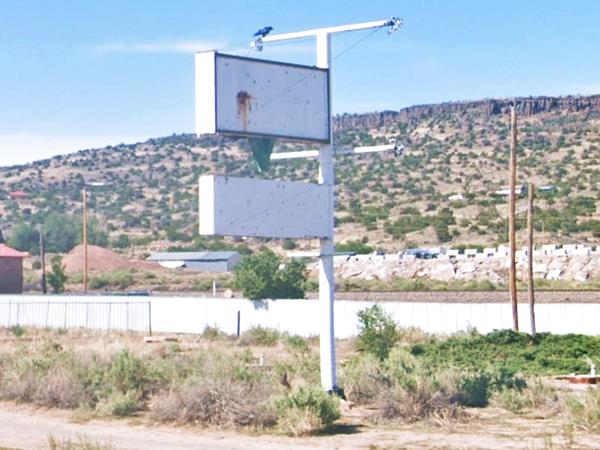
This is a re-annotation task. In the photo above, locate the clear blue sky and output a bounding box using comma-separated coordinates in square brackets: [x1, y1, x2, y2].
[1, 0, 599, 166]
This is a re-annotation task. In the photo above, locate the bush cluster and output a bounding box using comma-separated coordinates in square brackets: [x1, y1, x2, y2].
[345, 306, 527, 423]
[0, 330, 338, 436]
[89, 270, 135, 290]
[410, 329, 600, 375]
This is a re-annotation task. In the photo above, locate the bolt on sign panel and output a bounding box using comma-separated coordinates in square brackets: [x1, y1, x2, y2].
[199, 175, 331, 239]
[195, 51, 330, 142]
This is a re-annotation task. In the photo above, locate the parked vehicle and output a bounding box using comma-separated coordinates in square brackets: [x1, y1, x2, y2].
[403, 248, 437, 259]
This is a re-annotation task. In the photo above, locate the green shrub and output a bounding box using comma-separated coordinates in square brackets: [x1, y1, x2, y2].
[109, 350, 149, 395]
[274, 386, 340, 435]
[89, 270, 135, 290]
[47, 256, 67, 293]
[286, 335, 310, 354]
[341, 346, 521, 422]
[493, 386, 528, 413]
[239, 326, 281, 347]
[100, 390, 141, 417]
[195, 278, 213, 291]
[9, 324, 25, 337]
[341, 353, 386, 404]
[492, 380, 559, 415]
[450, 370, 491, 407]
[201, 325, 226, 340]
[356, 305, 399, 360]
[276, 406, 322, 437]
[282, 239, 297, 250]
[411, 329, 600, 375]
[273, 353, 321, 387]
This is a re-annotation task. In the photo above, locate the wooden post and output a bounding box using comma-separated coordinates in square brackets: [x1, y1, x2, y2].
[527, 183, 536, 336]
[83, 186, 88, 293]
[509, 105, 519, 331]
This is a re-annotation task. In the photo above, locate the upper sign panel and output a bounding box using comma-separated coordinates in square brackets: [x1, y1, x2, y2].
[195, 51, 330, 143]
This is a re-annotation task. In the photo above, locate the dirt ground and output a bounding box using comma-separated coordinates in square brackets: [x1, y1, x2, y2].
[0, 401, 597, 450]
[62, 245, 158, 275]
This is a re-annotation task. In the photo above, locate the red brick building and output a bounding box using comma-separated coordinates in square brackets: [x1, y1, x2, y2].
[0, 244, 29, 294]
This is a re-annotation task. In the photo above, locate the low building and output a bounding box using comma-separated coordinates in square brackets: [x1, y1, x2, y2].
[0, 244, 29, 294]
[147, 251, 241, 272]
[448, 193, 464, 202]
[493, 185, 525, 197]
[538, 184, 556, 192]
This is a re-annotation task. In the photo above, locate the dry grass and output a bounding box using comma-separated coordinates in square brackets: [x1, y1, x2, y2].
[47, 435, 114, 450]
[276, 407, 322, 437]
[1, 325, 599, 445]
[150, 380, 277, 428]
[493, 379, 562, 415]
[373, 380, 466, 425]
[36, 369, 88, 408]
[563, 387, 600, 433]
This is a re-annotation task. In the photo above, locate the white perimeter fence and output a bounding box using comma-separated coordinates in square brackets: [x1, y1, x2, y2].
[0, 298, 151, 333]
[1, 295, 600, 337]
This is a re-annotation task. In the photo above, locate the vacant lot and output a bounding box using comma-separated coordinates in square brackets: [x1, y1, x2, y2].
[0, 324, 599, 449]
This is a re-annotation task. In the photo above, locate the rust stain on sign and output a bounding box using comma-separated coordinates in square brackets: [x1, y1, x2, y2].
[237, 90, 253, 130]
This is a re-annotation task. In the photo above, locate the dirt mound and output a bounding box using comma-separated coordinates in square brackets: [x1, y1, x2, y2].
[63, 245, 157, 275]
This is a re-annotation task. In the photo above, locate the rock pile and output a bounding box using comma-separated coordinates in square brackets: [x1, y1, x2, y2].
[310, 254, 600, 284]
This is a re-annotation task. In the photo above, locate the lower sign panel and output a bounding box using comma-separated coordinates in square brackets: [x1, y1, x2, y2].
[199, 175, 331, 239]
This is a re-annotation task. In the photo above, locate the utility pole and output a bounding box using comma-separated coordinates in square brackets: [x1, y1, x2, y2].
[527, 183, 536, 336]
[83, 186, 88, 293]
[39, 226, 47, 294]
[509, 105, 519, 331]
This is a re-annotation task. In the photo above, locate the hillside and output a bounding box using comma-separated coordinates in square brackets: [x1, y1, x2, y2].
[2, 95, 600, 256]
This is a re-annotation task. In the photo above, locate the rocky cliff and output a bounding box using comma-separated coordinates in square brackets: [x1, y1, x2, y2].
[333, 95, 600, 131]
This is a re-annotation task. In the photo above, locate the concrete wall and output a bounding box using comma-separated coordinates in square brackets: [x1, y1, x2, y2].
[1, 295, 600, 337]
[0, 259, 23, 294]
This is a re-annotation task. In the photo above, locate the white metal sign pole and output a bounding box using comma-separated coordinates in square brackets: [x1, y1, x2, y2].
[316, 31, 337, 392]
[253, 17, 402, 392]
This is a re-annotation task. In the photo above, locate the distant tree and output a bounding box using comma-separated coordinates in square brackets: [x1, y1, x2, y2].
[112, 234, 131, 249]
[8, 222, 39, 254]
[86, 216, 109, 247]
[233, 248, 307, 300]
[47, 256, 67, 293]
[44, 213, 77, 253]
[0, 229, 5, 244]
[75, 215, 109, 248]
[166, 224, 192, 242]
